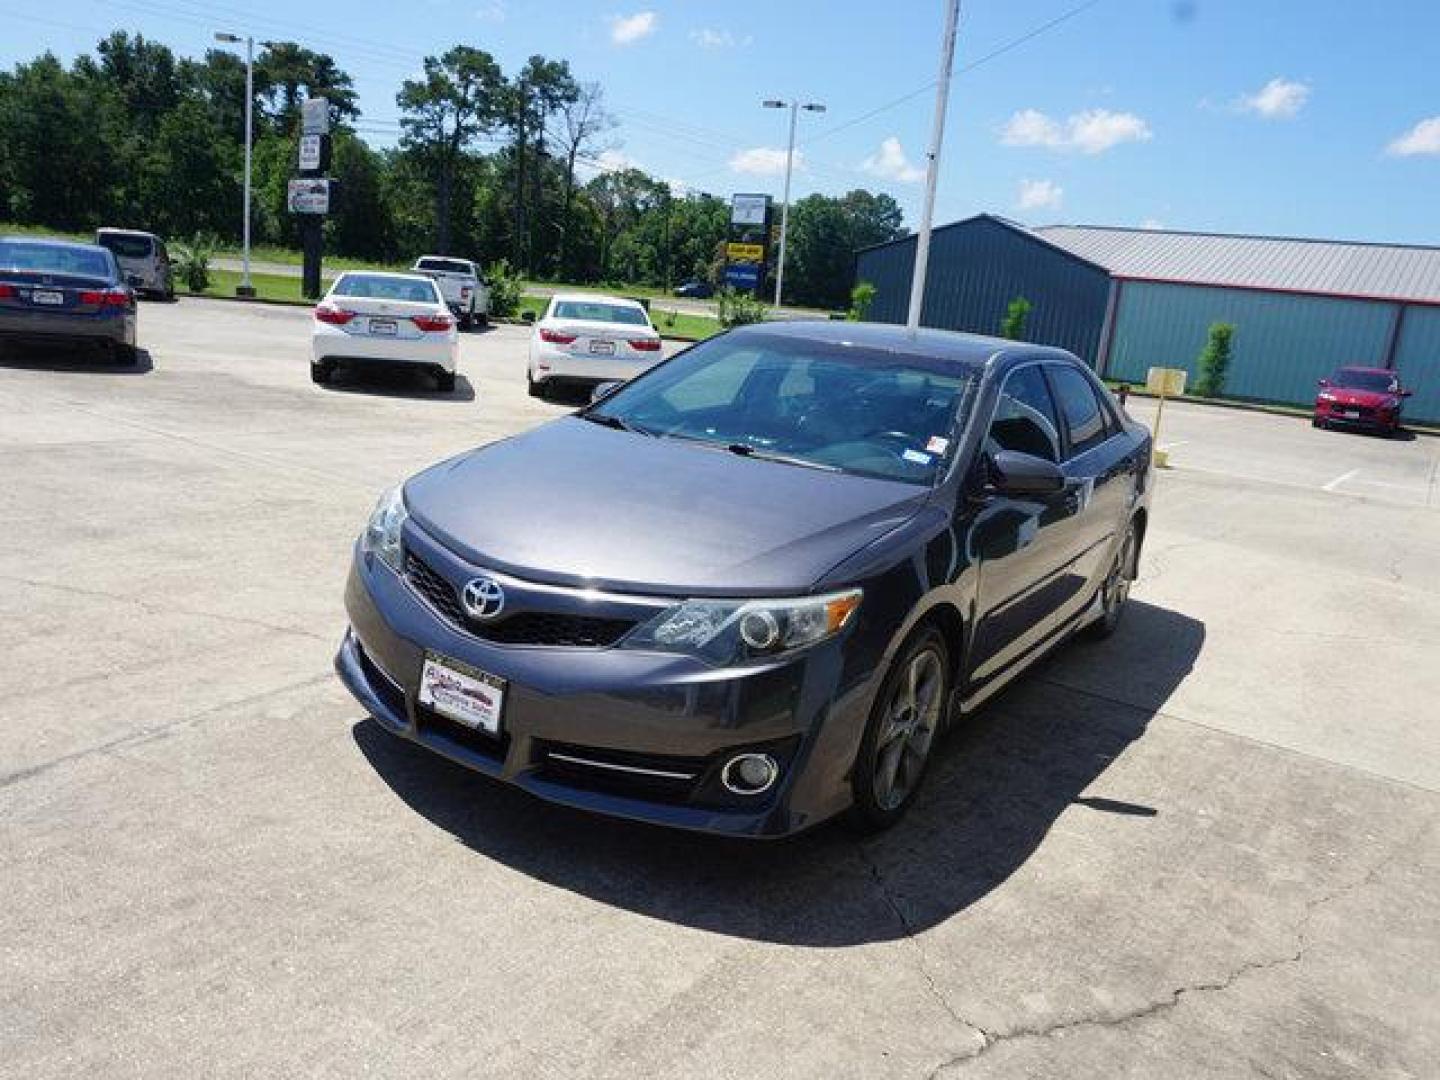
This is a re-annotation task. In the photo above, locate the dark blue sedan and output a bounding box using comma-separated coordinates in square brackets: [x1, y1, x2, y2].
[337, 322, 1153, 837]
[0, 236, 139, 364]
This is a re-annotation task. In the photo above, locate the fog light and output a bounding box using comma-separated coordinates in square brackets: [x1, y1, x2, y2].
[721, 753, 779, 795]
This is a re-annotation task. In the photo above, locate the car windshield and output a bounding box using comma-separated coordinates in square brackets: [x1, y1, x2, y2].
[552, 300, 650, 326]
[0, 240, 114, 281]
[416, 258, 473, 275]
[1331, 369, 1396, 392]
[332, 274, 439, 303]
[590, 332, 977, 485]
[97, 234, 153, 258]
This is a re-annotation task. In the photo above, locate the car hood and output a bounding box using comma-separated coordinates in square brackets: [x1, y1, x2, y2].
[1323, 388, 1396, 407]
[403, 417, 932, 595]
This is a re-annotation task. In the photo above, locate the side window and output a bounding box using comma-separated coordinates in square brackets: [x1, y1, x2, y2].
[1047, 365, 1110, 457]
[987, 365, 1062, 462]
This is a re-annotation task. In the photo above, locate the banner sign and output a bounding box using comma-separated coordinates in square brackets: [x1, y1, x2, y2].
[287, 177, 331, 214]
[730, 193, 769, 226]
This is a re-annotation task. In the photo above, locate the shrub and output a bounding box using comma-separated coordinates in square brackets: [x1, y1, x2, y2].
[847, 281, 877, 322]
[172, 233, 216, 293]
[716, 287, 767, 329]
[1000, 296, 1032, 340]
[1195, 322, 1236, 397]
[485, 258, 524, 318]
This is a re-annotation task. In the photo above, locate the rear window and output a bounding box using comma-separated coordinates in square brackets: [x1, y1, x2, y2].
[415, 258, 474, 276]
[332, 274, 440, 303]
[0, 240, 115, 281]
[551, 300, 650, 327]
[97, 233, 154, 259]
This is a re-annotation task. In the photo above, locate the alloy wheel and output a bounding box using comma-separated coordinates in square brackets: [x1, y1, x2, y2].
[872, 647, 945, 811]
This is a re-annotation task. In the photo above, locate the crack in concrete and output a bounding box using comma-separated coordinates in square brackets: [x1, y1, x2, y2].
[927, 815, 1436, 1076]
[0, 672, 334, 791]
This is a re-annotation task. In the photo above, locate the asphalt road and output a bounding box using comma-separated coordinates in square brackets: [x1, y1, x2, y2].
[2, 299, 1437, 1079]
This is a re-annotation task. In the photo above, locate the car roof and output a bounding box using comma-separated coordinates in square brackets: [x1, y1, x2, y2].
[336, 270, 436, 282]
[726, 319, 1077, 372]
[96, 227, 160, 238]
[1, 235, 115, 257]
[550, 293, 646, 308]
[414, 255, 474, 264]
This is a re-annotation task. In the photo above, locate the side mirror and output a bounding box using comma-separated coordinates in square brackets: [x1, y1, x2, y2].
[590, 381, 623, 404]
[1317, 378, 1330, 388]
[988, 449, 1066, 496]
[521, 310, 536, 324]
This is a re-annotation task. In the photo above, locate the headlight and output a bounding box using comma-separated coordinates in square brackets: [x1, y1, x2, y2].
[622, 589, 862, 665]
[360, 485, 408, 571]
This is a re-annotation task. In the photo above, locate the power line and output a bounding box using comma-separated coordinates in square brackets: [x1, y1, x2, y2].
[799, 0, 1105, 148]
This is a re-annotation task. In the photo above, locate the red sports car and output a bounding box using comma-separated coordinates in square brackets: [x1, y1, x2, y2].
[1313, 366, 1411, 434]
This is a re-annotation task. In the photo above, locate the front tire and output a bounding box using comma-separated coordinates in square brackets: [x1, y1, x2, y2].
[848, 627, 950, 834]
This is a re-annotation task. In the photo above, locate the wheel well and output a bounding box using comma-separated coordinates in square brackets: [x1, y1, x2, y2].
[1131, 506, 1149, 560]
[915, 603, 965, 683]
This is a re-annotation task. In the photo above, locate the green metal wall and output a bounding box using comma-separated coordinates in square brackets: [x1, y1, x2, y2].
[1106, 282, 1397, 407]
[1392, 306, 1440, 424]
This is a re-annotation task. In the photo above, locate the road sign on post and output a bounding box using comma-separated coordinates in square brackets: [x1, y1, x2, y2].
[293, 97, 331, 300]
[1145, 366, 1187, 468]
[298, 133, 323, 172]
[726, 194, 772, 297]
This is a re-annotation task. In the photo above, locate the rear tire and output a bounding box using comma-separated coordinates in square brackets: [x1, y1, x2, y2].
[847, 626, 950, 834]
[527, 371, 544, 399]
[1087, 520, 1136, 640]
[310, 360, 333, 385]
[459, 313, 473, 332]
[476, 312, 489, 328]
[113, 342, 139, 366]
[435, 369, 457, 393]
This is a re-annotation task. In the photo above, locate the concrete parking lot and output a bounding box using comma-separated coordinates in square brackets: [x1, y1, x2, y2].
[3, 299, 1437, 1079]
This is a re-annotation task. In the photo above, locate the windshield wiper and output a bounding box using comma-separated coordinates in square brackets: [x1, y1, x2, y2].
[582, 412, 652, 436]
[723, 443, 840, 472]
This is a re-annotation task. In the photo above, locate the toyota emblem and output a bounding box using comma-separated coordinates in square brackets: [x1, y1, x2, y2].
[461, 576, 506, 620]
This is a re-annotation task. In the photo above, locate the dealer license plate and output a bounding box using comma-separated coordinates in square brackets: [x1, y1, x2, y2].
[418, 652, 506, 734]
[589, 339, 615, 355]
[32, 290, 64, 306]
[369, 318, 398, 336]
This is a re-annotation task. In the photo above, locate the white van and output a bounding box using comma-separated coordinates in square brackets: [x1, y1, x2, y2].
[95, 228, 174, 300]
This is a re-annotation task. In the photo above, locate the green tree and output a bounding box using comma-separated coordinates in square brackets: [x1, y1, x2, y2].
[848, 282, 877, 321]
[550, 81, 614, 277]
[1000, 297, 1032, 340]
[1195, 322, 1236, 397]
[397, 46, 505, 253]
[255, 42, 358, 133]
[784, 189, 906, 308]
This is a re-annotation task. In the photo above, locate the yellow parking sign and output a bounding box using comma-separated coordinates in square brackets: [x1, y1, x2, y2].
[1146, 367, 1187, 396]
[726, 242, 765, 263]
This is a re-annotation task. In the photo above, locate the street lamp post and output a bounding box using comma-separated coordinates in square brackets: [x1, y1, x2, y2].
[214, 32, 255, 297]
[762, 98, 825, 308]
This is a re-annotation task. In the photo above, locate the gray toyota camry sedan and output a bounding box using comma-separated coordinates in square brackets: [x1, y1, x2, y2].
[337, 322, 1152, 837]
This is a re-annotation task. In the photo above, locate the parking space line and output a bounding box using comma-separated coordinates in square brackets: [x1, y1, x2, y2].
[1158, 440, 1188, 451]
[1322, 468, 1360, 492]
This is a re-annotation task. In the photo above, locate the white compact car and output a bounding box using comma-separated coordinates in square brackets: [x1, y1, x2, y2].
[527, 294, 663, 398]
[311, 271, 460, 391]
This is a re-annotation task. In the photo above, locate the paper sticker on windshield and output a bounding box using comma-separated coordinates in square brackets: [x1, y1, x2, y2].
[902, 449, 932, 465]
[925, 436, 949, 455]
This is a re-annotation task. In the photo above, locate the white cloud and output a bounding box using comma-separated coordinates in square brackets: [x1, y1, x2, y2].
[690, 28, 737, 48]
[1387, 117, 1440, 157]
[609, 11, 657, 45]
[729, 146, 798, 176]
[474, 0, 505, 21]
[1001, 108, 1152, 154]
[1237, 77, 1310, 119]
[1141, 217, 1165, 229]
[860, 137, 926, 183]
[1016, 178, 1063, 211]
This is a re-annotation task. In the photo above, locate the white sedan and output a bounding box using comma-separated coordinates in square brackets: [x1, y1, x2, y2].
[527, 293, 663, 398]
[311, 272, 460, 391]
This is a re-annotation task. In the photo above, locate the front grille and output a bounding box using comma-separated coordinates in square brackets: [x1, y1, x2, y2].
[404, 552, 637, 647]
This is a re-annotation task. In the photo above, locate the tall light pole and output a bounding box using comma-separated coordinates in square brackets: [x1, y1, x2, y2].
[762, 98, 825, 308]
[214, 32, 255, 297]
[905, 0, 961, 334]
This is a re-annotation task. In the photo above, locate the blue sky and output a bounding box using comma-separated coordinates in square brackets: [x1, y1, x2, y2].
[7, 0, 1440, 243]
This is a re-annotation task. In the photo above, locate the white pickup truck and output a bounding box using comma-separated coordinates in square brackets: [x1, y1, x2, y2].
[411, 256, 490, 330]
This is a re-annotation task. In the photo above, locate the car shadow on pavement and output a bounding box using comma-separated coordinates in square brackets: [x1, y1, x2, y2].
[0, 344, 154, 374]
[320, 365, 476, 402]
[352, 600, 1204, 946]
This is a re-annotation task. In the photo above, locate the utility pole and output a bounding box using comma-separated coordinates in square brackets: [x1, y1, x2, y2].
[906, 0, 961, 334]
[214, 32, 256, 297]
[762, 98, 825, 308]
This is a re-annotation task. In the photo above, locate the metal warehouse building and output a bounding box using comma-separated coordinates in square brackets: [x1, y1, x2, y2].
[855, 215, 1440, 425]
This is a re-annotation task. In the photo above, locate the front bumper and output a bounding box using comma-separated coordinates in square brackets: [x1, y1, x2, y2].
[335, 533, 876, 837]
[1315, 402, 1398, 430]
